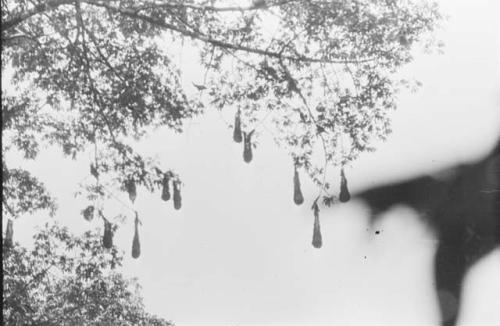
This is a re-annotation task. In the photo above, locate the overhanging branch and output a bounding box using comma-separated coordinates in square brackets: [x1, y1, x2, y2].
[1, 0, 72, 33]
[83, 0, 376, 65]
[2, 0, 377, 65]
[128, 0, 300, 13]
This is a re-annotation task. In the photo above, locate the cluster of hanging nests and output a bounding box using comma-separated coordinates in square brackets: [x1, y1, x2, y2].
[90, 109, 352, 256]
[3, 112, 352, 257]
[83, 169, 183, 259]
[232, 109, 351, 249]
[294, 163, 350, 249]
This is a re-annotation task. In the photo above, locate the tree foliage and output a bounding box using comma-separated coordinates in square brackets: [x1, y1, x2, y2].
[1, 0, 442, 217]
[2, 222, 174, 326]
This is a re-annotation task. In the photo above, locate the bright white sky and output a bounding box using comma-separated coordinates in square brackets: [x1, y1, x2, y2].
[4, 0, 500, 325]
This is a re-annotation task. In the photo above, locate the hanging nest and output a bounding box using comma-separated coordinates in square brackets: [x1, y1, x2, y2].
[124, 179, 137, 203]
[102, 218, 113, 249]
[90, 163, 99, 178]
[311, 201, 322, 248]
[233, 109, 242, 143]
[293, 166, 304, 205]
[132, 213, 141, 259]
[4, 219, 14, 249]
[161, 175, 171, 201]
[339, 167, 351, 203]
[82, 205, 95, 221]
[243, 130, 254, 163]
[173, 181, 182, 210]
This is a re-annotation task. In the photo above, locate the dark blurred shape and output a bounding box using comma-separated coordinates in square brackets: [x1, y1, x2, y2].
[356, 141, 499, 326]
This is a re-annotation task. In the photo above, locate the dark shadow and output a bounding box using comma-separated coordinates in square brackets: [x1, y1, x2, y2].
[355, 141, 500, 326]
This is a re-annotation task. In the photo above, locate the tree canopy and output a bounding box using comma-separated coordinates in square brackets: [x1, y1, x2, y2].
[2, 0, 442, 245]
[2, 222, 174, 326]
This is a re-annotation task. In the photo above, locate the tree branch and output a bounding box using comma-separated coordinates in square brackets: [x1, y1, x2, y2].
[93, 0, 300, 13]
[3, 0, 376, 64]
[1, 0, 72, 33]
[279, 59, 332, 196]
[82, 0, 376, 65]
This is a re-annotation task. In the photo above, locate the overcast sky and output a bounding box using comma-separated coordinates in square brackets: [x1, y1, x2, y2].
[5, 0, 500, 325]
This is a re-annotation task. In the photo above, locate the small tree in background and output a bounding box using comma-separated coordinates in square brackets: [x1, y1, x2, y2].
[3, 222, 173, 326]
